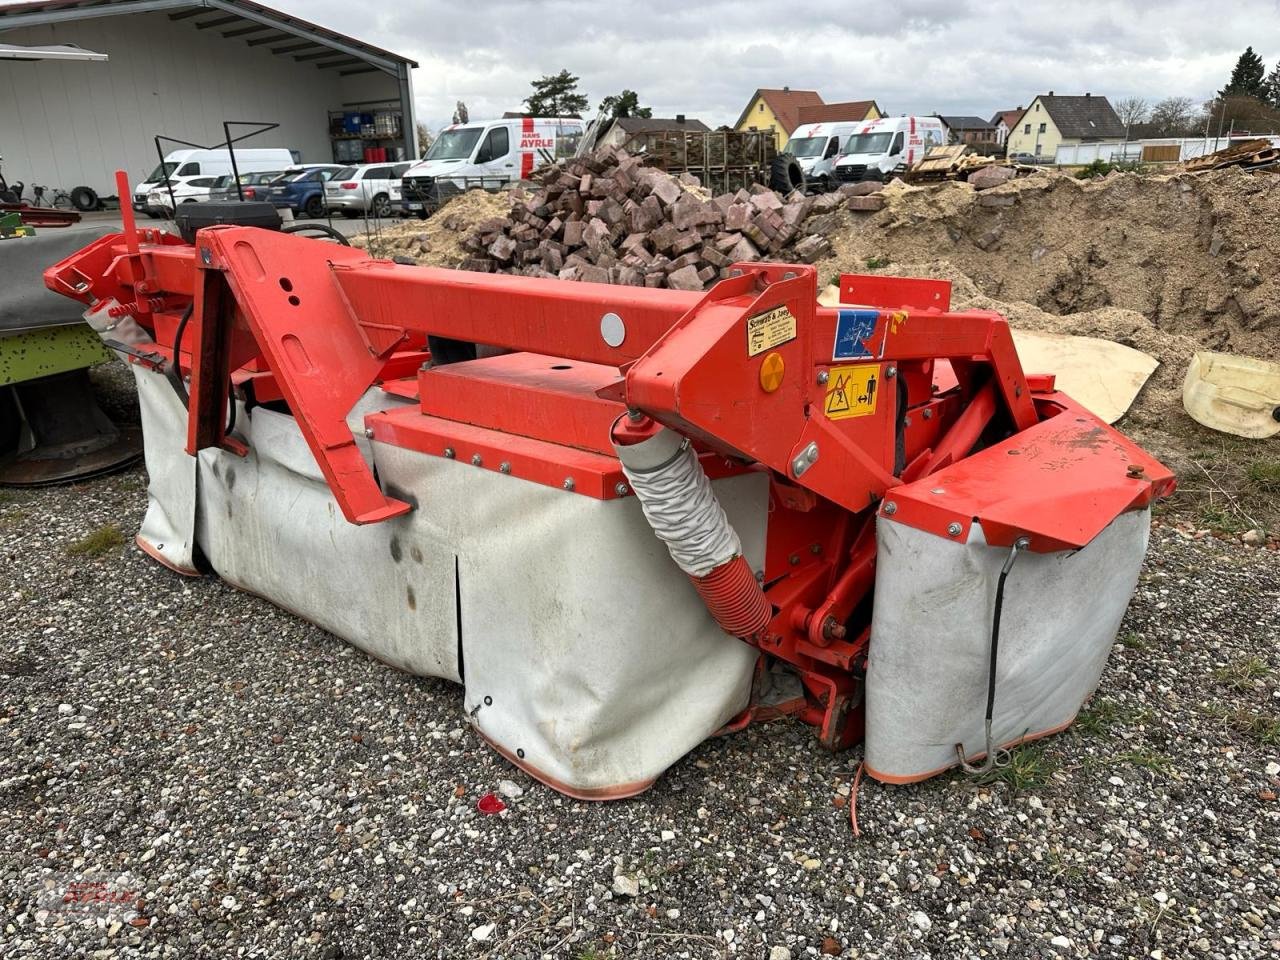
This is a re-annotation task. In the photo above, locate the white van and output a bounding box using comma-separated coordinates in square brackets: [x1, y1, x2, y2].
[132, 148, 297, 215]
[832, 117, 946, 184]
[785, 122, 865, 187]
[401, 118, 585, 216]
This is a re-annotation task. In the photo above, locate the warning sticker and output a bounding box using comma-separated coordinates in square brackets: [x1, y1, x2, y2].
[824, 364, 880, 420]
[833, 308, 882, 360]
[746, 305, 797, 357]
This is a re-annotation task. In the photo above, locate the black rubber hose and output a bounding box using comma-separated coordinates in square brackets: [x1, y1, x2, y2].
[166, 303, 194, 407]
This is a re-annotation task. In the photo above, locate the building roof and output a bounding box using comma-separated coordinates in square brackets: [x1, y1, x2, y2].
[735, 88, 823, 134]
[991, 109, 1024, 129]
[0, 0, 417, 74]
[609, 116, 711, 135]
[937, 115, 995, 130]
[796, 100, 880, 125]
[1034, 94, 1126, 139]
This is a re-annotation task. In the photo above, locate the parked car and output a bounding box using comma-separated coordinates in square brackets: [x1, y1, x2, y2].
[1008, 151, 1054, 165]
[132, 148, 296, 216]
[263, 165, 345, 218]
[324, 162, 412, 217]
[206, 170, 288, 204]
[144, 175, 221, 216]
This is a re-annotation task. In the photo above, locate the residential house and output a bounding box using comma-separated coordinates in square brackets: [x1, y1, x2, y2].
[1004, 93, 1126, 159]
[597, 115, 710, 151]
[734, 88, 880, 150]
[936, 115, 997, 146]
[991, 108, 1024, 147]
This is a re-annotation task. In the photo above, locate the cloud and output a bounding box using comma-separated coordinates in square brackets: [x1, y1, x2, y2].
[271, 0, 1280, 128]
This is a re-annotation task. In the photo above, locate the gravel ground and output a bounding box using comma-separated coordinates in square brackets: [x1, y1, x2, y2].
[2, 384, 1278, 959]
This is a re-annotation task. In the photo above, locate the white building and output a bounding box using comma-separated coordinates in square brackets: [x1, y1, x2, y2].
[0, 0, 417, 199]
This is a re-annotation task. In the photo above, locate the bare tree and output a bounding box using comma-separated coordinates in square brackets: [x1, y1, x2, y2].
[1143, 97, 1200, 137]
[416, 122, 433, 155]
[1114, 96, 1149, 133]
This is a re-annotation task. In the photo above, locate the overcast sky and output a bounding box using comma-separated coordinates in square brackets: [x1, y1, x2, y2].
[258, 0, 1280, 129]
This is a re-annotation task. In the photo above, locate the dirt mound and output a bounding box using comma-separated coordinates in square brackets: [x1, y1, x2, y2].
[819, 168, 1280, 359]
[350, 189, 512, 267]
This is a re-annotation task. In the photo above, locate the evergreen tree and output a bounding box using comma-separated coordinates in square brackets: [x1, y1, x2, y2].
[524, 70, 589, 117]
[1263, 61, 1280, 109]
[598, 90, 652, 120]
[1219, 46, 1266, 99]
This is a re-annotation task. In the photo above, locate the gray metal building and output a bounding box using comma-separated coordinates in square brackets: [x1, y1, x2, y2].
[0, 0, 417, 199]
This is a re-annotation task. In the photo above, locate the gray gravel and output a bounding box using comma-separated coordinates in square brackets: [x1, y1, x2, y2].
[2, 383, 1278, 958]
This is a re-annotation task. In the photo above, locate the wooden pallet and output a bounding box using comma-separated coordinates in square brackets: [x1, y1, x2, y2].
[1185, 138, 1279, 172]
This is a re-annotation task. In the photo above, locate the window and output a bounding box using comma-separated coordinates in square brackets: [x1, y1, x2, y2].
[476, 126, 509, 163]
[363, 166, 392, 180]
[824, 136, 840, 159]
[1024, 123, 1031, 134]
[393, 162, 412, 177]
[759, 102, 764, 112]
[177, 162, 201, 176]
[889, 132, 904, 154]
[1034, 144, 1043, 156]
[189, 177, 217, 187]
[1038, 122, 1046, 134]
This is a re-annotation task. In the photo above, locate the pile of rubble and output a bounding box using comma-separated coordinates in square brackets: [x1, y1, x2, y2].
[455, 149, 874, 290]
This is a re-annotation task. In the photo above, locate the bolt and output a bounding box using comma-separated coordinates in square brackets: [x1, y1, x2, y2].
[471, 453, 483, 466]
[923, 408, 933, 420]
[810, 543, 821, 554]
[789, 553, 800, 566]
[885, 365, 897, 379]
[499, 461, 511, 474]
[364, 427, 374, 439]
[627, 408, 645, 423]
[817, 370, 829, 385]
[443, 447, 455, 459]
[200, 248, 212, 265]
[821, 616, 847, 641]
[783, 271, 796, 280]
[931, 487, 945, 495]
[1015, 384, 1023, 398]
[947, 522, 963, 536]
[614, 482, 629, 496]
[563, 477, 575, 491]
[883, 501, 898, 515]
[904, 416, 912, 427]
[1126, 464, 1145, 478]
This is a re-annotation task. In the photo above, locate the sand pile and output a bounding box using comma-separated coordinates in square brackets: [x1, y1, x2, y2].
[350, 189, 511, 267]
[817, 168, 1280, 359]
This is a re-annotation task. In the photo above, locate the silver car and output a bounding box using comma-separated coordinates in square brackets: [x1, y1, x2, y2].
[324, 162, 411, 218]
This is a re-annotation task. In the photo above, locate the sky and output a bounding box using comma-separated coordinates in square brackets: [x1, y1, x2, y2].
[256, 0, 1280, 130]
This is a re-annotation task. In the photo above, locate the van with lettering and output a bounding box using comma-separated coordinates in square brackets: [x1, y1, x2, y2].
[832, 116, 946, 184]
[401, 117, 585, 216]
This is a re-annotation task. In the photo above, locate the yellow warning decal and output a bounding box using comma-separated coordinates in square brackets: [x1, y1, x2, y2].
[824, 364, 880, 420]
[746, 305, 797, 357]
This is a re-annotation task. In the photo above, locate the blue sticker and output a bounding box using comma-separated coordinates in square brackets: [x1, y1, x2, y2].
[833, 309, 881, 360]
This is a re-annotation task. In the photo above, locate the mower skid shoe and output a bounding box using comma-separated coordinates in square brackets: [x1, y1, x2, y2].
[864, 509, 1150, 783]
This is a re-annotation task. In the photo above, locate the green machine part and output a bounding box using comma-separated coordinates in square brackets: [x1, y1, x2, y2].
[0, 325, 113, 388]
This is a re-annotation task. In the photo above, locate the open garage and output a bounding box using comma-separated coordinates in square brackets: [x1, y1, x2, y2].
[0, 0, 417, 204]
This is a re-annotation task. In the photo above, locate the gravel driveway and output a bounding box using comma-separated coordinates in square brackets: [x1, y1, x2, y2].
[2, 451, 1278, 959]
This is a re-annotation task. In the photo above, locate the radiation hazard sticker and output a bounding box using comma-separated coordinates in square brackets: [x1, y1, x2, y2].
[824, 364, 880, 420]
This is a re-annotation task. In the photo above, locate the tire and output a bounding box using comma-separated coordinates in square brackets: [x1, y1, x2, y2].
[70, 186, 98, 211]
[371, 193, 392, 218]
[303, 194, 325, 219]
[0, 189, 17, 204]
[769, 154, 806, 194]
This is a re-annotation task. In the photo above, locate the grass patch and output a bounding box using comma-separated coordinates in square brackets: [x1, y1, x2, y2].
[1246, 459, 1280, 494]
[1111, 749, 1175, 777]
[1075, 699, 1122, 737]
[1197, 503, 1249, 534]
[1212, 656, 1270, 692]
[66, 523, 125, 557]
[1117, 630, 1148, 651]
[864, 255, 890, 269]
[0, 489, 18, 504]
[977, 743, 1057, 792]
[1199, 703, 1280, 747]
